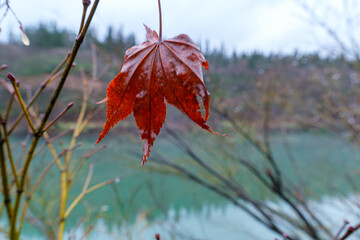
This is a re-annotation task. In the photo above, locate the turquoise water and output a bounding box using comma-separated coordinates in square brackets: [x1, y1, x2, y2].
[5, 132, 360, 239]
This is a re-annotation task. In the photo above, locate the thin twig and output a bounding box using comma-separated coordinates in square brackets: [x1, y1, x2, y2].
[42, 102, 74, 133]
[1, 122, 20, 188]
[335, 220, 349, 240]
[0, 124, 13, 222]
[18, 155, 60, 233]
[71, 145, 106, 180]
[5, 92, 15, 120]
[8, 53, 70, 135]
[8, 73, 36, 134]
[65, 165, 120, 218]
[79, 224, 94, 240]
[79, 0, 91, 34]
[339, 223, 360, 240]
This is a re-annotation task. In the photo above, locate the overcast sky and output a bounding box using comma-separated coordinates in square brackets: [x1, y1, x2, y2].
[0, 0, 357, 54]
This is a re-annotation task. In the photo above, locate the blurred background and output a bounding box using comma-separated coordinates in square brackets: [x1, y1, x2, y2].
[1, 0, 360, 239]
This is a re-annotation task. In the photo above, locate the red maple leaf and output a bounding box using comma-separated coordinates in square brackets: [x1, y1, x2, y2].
[97, 25, 219, 165]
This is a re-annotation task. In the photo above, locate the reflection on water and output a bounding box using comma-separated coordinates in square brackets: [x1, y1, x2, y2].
[12, 133, 360, 239]
[69, 204, 276, 240]
[21, 195, 360, 240]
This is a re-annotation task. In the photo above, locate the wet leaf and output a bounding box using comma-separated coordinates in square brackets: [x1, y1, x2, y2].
[97, 25, 218, 165]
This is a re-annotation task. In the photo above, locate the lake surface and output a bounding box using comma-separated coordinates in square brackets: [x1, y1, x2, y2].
[6, 132, 360, 239]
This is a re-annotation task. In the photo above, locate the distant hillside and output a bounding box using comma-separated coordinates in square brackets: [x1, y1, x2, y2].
[1, 24, 359, 136]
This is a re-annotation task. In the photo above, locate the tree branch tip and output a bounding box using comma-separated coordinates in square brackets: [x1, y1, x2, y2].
[83, 0, 91, 6]
[68, 102, 74, 108]
[6, 72, 16, 82]
[0, 64, 8, 71]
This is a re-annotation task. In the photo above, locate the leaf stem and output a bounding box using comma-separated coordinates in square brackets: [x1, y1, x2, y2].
[157, 0, 162, 40]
